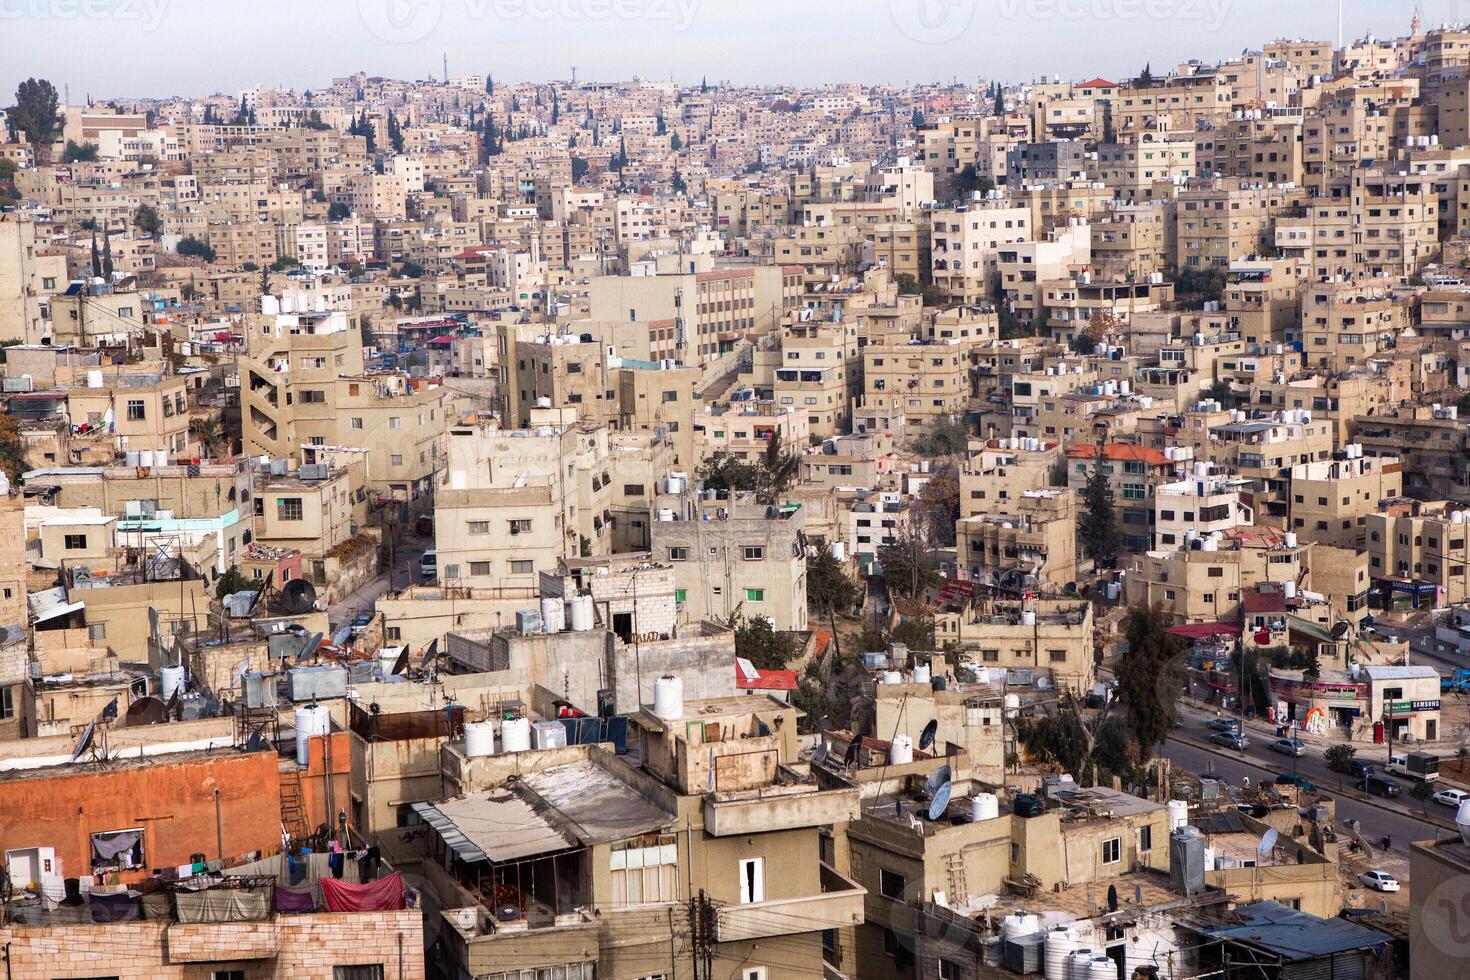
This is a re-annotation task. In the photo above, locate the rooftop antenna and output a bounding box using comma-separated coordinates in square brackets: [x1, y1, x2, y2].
[1337, 0, 1343, 51]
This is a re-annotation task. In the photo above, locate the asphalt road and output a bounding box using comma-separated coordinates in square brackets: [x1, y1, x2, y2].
[327, 534, 426, 631]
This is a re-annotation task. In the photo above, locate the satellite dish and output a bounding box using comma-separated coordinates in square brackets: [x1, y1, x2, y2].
[842, 739, 861, 767]
[298, 632, 324, 661]
[1259, 827, 1279, 858]
[1331, 621, 1351, 640]
[247, 570, 274, 615]
[1107, 884, 1118, 912]
[389, 645, 411, 676]
[70, 719, 96, 763]
[101, 697, 118, 722]
[927, 780, 953, 821]
[924, 764, 953, 798]
[279, 578, 318, 615]
[420, 638, 440, 667]
[812, 741, 830, 766]
[919, 719, 939, 751]
[147, 606, 161, 643]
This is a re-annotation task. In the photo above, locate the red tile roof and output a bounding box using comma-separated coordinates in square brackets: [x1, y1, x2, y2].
[1079, 78, 1117, 88]
[1242, 591, 1287, 614]
[1066, 443, 1170, 465]
[735, 665, 799, 692]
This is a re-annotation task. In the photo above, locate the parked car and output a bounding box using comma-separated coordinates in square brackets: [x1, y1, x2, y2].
[1274, 773, 1314, 792]
[1358, 774, 1402, 798]
[1357, 870, 1400, 893]
[1433, 787, 1470, 808]
[1348, 758, 1376, 779]
[349, 613, 374, 637]
[1210, 730, 1249, 750]
[1206, 717, 1242, 733]
[419, 550, 437, 581]
[1268, 738, 1306, 757]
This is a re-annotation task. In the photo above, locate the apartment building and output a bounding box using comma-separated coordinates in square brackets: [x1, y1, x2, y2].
[1127, 526, 1312, 624]
[0, 214, 51, 344]
[1202, 410, 1335, 522]
[649, 493, 807, 631]
[1066, 443, 1175, 552]
[1366, 499, 1470, 606]
[934, 597, 1095, 692]
[1352, 404, 1470, 501]
[1288, 451, 1402, 550]
[1300, 281, 1410, 371]
[1306, 170, 1439, 281]
[929, 200, 1032, 304]
[1176, 180, 1306, 269]
[956, 487, 1078, 590]
[1153, 467, 1255, 550]
[861, 337, 967, 427]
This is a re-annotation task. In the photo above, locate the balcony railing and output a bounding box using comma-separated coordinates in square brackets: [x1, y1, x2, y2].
[712, 862, 865, 943]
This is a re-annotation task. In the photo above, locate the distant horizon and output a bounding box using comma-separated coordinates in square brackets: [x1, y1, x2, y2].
[0, 0, 1450, 104]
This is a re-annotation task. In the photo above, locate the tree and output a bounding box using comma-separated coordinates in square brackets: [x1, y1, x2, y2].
[919, 463, 960, 547]
[133, 205, 162, 236]
[214, 565, 253, 599]
[176, 237, 217, 262]
[386, 110, 404, 153]
[879, 521, 940, 600]
[101, 227, 113, 278]
[671, 170, 687, 195]
[1138, 63, 1154, 85]
[670, 132, 683, 152]
[328, 202, 351, 221]
[954, 163, 994, 199]
[571, 157, 590, 182]
[396, 259, 425, 279]
[189, 416, 226, 457]
[728, 611, 797, 671]
[63, 140, 99, 163]
[360, 316, 375, 350]
[1079, 460, 1120, 568]
[303, 110, 331, 131]
[1411, 779, 1434, 814]
[992, 87, 1005, 116]
[910, 414, 970, 457]
[0, 158, 17, 205]
[1325, 743, 1357, 774]
[655, 112, 666, 136]
[90, 231, 101, 278]
[699, 452, 760, 494]
[486, 74, 494, 95]
[1173, 266, 1227, 309]
[911, 108, 926, 128]
[1116, 602, 1185, 759]
[756, 430, 801, 505]
[270, 255, 300, 272]
[8, 78, 63, 161]
[807, 547, 861, 614]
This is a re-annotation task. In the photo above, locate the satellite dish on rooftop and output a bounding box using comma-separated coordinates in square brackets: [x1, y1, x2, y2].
[279, 578, 317, 615]
[1259, 827, 1279, 859]
[924, 764, 952, 798]
[69, 719, 96, 764]
[1107, 884, 1118, 912]
[919, 718, 939, 751]
[298, 632, 324, 662]
[247, 570, 274, 615]
[420, 638, 440, 667]
[927, 780, 953, 821]
[389, 645, 411, 677]
[1331, 621, 1351, 640]
[812, 741, 829, 766]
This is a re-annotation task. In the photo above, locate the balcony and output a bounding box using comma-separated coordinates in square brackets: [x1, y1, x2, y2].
[713, 862, 865, 942]
[703, 785, 860, 836]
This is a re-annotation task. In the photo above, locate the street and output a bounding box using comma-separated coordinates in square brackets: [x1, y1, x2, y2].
[326, 532, 426, 632]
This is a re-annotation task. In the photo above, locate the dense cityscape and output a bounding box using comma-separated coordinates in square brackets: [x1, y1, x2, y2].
[0, 3, 1468, 978]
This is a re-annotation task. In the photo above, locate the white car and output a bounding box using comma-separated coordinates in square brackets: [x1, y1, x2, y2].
[1358, 870, 1400, 893]
[1433, 787, 1470, 808]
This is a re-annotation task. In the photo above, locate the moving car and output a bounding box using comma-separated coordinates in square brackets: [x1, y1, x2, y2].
[1210, 730, 1249, 750]
[1433, 787, 1470, 808]
[1206, 717, 1242, 733]
[1358, 774, 1402, 798]
[1268, 738, 1306, 757]
[1357, 870, 1399, 893]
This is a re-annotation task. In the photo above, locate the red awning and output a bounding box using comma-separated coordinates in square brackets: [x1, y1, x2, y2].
[1167, 622, 1243, 639]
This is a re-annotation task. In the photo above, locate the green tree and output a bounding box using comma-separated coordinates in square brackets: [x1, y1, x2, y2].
[571, 157, 590, 182]
[0, 158, 18, 205]
[699, 452, 761, 494]
[1324, 743, 1357, 774]
[670, 132, 683, 151]
[910, 414, 970, 457]
[101, 227, 113, 278]
[328, 202, 351, 221]
[63, 140, 99, 163]
[1116, 603, 1185, 759]
[992, 87, 1005, 116]
[879, 521, 940, 600]
[132, 204, 162, 236]
[396, 259, 425, 278]
[189, 416, 226, 457]
[728, 611, 797, 671]
[1138, 63, 1154, 85]
[90, 231, 101, 277]
[911, 108, 926, 128]
[671, 170, 687, 195]
[176, 237, 217, 262]
[360, 316, 375, 349]
[8, 78, 64, 161]
[1411, 779, 1434, 814]
[1079, 460, 1120, 568]
[807, 547, 861, 614]
[270, 255, 300, 272]
[386, 110, 404, 153]
[954, 164, 994, 199]
[214, 564, 253, 598]
[756, 429, 801, 505]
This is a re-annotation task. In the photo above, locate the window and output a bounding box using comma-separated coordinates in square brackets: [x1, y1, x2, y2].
[390, 454, 403, 467]
[91, 829, 145, 871]
[742, 971, 767, 980]
[276, 497, 304, 521]
[469, 562, 491, 576]
[125, 399, 145, 421]
[1139, 825, 1153, 852]
[739, 858, 765, 903]
[213, 972, 246, 980]
[300, 390, 326, 404]
[880, 868, 906, 899]
[668, 547, 689, 561]
[388, 417, 401, 429]
[746, 588, 765, 602]
[0, 686, 12, 721]
[675, 589, 687, 603]
[350, 417, 363, 429]
[610, 834, 678, 906]
[332, 969, 384, 980]
[624, 484, 645, 496]
[509, 519, 532, 534]
[939, 960, 959, 980]
[88, 623, 107, 642]
[510, 560, 534, 575]
[64, 533, 88, 550]
[468, 521, 489, 534]
[1102, 837, 1121, 865]
[742, 546, 765, 561]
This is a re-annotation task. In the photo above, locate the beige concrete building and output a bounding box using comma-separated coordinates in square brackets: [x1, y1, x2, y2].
[935, 597, 1095, 693]
[1289, 452, 1402, 550]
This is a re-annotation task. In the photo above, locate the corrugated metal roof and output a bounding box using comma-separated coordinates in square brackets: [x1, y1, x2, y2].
[1190, 900, 1392, 960]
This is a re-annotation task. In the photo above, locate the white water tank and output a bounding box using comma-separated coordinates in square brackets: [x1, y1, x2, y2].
[293, 704, 331, 766]
[567, 594, 595, 631]
[1021, 610, 1037, 627]
[1002, 911, 1041, 940]
[1284, 580, 1297, 599]
[664, 473, 686, 494]
[653, 675, 684, 720]
[971, 792, 1000, 822]
[1087, 956, 1115, 980]
[1168, 799, 1189, 832]
[1004, 694, 1021, 717]
[86, 369, 104, 388]
[540, 596, 566, 633]
[464, 721, 496, 758]
[912, 663, 931, 684]
[1044, 926, 1082, 980]
[500, 717, 532, 753]
[889, 735, 914, 765]
[1283, 532, 1298, 549]
[158, 664, 186, 701]
[882, 670, 903, 685]
[1065, 949, 1097, 980]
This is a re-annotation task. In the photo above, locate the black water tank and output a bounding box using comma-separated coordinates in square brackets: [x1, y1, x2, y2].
[1013, 793, 1044, 817]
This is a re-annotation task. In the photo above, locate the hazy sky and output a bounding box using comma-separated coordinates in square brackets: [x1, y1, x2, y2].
[0, 0, 1452, 102]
